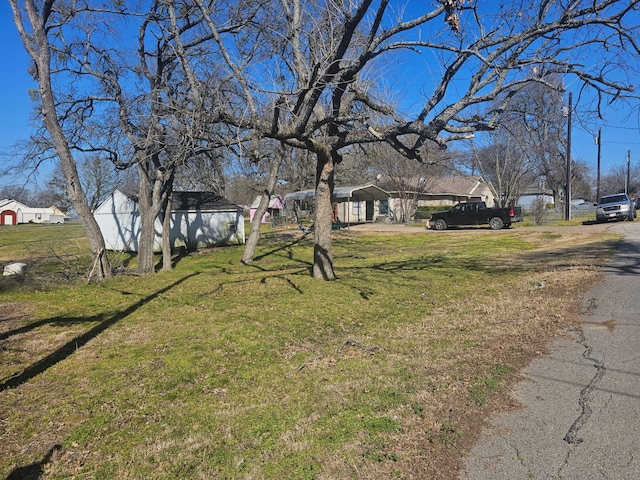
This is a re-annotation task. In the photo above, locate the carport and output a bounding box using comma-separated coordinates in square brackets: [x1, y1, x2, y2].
[285, 184, 390, 227]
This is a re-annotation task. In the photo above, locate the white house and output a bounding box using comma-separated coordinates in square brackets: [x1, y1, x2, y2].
[518, 184, 555, 210]
[93, 190, 245, 252]
[0, 199, 66, 225]
[377, 175, 498, 222]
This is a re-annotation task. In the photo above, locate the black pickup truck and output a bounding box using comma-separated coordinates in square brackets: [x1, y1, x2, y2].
[430, 201, 522, 230]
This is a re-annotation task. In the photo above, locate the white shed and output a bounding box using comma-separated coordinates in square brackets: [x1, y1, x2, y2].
[94, 190, 245, 252]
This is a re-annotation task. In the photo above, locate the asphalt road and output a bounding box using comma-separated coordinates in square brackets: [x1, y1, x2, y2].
[461, 220, 640, 480]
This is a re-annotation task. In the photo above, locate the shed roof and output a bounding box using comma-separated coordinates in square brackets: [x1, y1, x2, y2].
[95, 189, 241, 214]
[170, 191, 241, 211]
[250, 195, 285, 209]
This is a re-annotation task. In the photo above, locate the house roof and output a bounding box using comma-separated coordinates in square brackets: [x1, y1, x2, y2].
[375, 175, 496, 199]
[521, 184, 554, 196]
[285, 184, 389, 202]
[0, 199, 29, 211]
[428, 176, 487, 196]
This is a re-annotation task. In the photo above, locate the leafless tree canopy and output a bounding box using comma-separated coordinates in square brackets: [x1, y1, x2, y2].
[9, 0, 640, 279]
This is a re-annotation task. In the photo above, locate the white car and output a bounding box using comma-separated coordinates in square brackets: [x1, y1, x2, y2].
[596, 193, 636, 222]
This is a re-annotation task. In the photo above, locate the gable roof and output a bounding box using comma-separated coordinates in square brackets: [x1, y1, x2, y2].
[428, 176, 489, 196]
[0, 199, 30, 211]
[250, 195, 286, 209]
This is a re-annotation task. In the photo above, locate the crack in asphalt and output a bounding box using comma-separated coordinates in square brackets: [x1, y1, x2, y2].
[563, 326, 606, 445]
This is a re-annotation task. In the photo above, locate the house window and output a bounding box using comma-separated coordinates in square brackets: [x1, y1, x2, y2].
[352, 202, 361, 216]
[379, 199, 389, 215]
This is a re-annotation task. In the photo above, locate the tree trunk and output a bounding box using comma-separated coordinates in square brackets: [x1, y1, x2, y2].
[161, 195, 173, 271]
[242, 153, 282, 264]
[136, 161, 176, 274]
[136, 163, 161, 274]
[313, 148, 336, 280]
[17, 3, 111, 279]
[137, 196, 159, 274]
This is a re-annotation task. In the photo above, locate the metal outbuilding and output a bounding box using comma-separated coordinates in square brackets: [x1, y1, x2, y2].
[284, 184, 390, 225]
[93, 190, 245, 252]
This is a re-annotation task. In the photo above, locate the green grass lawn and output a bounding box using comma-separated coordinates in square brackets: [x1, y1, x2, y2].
[0, 225, 620, 479]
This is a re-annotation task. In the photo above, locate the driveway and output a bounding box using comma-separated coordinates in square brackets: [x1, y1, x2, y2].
[346, 220, 617, 234]
[461, 220, 640, 479]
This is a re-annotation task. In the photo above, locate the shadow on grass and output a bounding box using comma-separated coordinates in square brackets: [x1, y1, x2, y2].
[0, 315, 99, 342]
[5, 444, 61, 480]
[237, 232, 314, 285]
[252, 231, 313, 262]
[0, 273, 200, 393]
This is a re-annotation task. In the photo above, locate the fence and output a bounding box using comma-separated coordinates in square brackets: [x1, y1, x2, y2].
[523, 206, 596, 225]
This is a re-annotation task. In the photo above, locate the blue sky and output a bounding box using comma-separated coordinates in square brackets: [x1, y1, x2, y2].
[1, 2, 39, 188]
[2, 3, 640, 191]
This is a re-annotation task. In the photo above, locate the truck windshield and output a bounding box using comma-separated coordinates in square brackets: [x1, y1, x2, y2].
[599, 195, 627, 204]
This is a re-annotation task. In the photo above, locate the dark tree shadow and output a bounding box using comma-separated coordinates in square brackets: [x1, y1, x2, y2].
[5, 444, 61, 480]
[0, 273, 200, 393]
[0, 316, 97, 342]
[251, 231, 313, 262]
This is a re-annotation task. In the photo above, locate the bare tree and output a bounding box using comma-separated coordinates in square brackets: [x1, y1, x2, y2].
[570, 159, 594, 201]
[44, 155, 121, 212]
[195, 0, 640, 280]
[10, 1, 251, 274]
[362, 142, 447, 222]
[469, 72, 601, 207]
[501, 74, 569, 206]
[9, 0, 111, 279]
[11, 1, 640, 281]
[241, 149, 284, 264]
[173, 150, 228, 194]
[0, 185, 37, 206]
[468, 130, 534, 207]
[599, 163, 640, 198]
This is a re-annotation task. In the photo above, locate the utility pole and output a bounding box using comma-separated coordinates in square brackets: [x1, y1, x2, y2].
[626, 150, 631, 195]
[596, 128, 601, 201]
[565, 92, 572, 221]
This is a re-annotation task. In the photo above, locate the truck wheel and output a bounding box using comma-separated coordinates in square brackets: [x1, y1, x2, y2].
[433, 219, 447, 230]
[489, 217, 504, 230]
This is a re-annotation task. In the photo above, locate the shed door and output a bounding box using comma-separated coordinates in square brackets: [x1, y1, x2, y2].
[0, 210, 17, 225]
